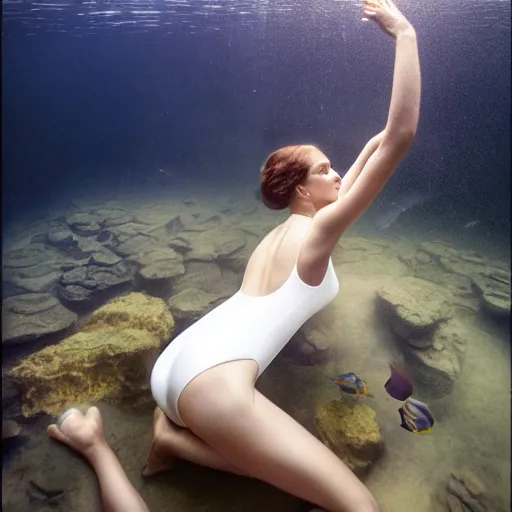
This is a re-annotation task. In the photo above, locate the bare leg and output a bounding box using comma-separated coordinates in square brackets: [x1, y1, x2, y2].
[47, 407, 149, 512]
[142, 408, 248, 477]
[180, 383, 379, 512]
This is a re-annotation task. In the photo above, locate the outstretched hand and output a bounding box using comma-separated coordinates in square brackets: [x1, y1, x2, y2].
[362, 0, 414, 38]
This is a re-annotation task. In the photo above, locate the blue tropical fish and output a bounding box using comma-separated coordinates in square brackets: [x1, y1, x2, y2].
[385, 362, 413, 401]
[398, 398, 434, 434]
[333, 372, 373, 397]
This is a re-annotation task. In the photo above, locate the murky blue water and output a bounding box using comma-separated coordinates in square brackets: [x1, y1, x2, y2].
[2, 1, 510, 511]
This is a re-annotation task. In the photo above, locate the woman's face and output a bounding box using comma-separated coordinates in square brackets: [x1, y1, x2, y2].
[302, 148, 342, 209]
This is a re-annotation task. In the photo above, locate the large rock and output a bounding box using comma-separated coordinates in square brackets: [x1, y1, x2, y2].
[2, 294, 77, 345]
[180, 228, 246, 262]
[168, 288, 223, 322]
[431, 468, 507, 512]
[89, 248, 122, 267]
[442, 255, 510, 319]
[166, 261, 241, 322]
[132, 203, 186, 229]
[57, 261, 135, 306]
[64, 208, 135, 237]
[65, 211, 103, 236]
[7, 293, 175, 417]
[2, 264, 63, 295]
[377, 275, 466, 397]
[144, 215, 184, 239]
[106, 222, 150, 244]
[376, 276, 453, 343]
[218, 235, 260, 275]
[113, 234, 163, 257]
[2, 246, 49, 269]
[46, 221, 77, 249]
[173, 262, 240, 302]
[95, 208, 135, 228]
[314, 398, 384, 477]
[86, 292, 175, 341]
[285, 325, 336, 366]
[403, 319, 467, 397]
[180, 213, 224, 233]
[412, 241, 510, 319]
[470, 270, 510, 318]
[129, 248, 185, 281]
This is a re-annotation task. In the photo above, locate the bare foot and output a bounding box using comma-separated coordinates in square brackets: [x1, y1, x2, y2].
[142, 408, 180, 477]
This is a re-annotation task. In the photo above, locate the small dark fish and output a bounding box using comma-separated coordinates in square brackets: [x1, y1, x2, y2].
[333, 372, 373, 397]
[398, 398, 434, 434]
[384, 363, 413, 401]
[157, 168, 174, 178]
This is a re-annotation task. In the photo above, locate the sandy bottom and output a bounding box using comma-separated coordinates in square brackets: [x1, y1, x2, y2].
[2, 187, 510, 512]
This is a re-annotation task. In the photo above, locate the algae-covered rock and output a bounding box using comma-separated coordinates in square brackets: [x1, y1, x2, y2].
[7, 293, 175, 417]
[83, 292, 175, 341]
[8, 327, 160, 418]
[314, 398, 384, 477]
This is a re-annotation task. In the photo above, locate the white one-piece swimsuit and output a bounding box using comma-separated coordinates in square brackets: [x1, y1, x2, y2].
[150, 257, 339, 427]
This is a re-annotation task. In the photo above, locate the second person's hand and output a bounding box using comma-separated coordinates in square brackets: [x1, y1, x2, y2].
[362, 0, 414, 38]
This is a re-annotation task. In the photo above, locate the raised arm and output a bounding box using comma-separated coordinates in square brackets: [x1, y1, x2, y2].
[308, 0, 421, 258]
[338, 130, 386, 197]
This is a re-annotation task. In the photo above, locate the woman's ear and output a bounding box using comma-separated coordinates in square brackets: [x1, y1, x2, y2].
[295, 184, 310, 199]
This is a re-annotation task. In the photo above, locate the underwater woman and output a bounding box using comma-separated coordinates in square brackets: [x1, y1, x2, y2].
[48, 1, 421, 510]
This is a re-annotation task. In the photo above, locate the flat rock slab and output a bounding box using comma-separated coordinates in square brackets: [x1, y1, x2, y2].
[3, 246, 49, 269]
[113, 234, 164, 257]
[471, 271, 511, 317]
[168, 288, 223, 321]
[57, 262, 135, 306]
[3, 264, 63, 295]
[377, 276, 453, 342]
[2, 294, 77, 345]
[172, 261, 240, 301]
[128, 248, 185, 281]
[180, 228, 246, 262]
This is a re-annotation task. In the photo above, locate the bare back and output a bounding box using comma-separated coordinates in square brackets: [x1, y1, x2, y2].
[240, 214, 330, 297]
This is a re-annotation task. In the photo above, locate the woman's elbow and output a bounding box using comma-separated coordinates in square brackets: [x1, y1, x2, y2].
[381, 130, 416, 154]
